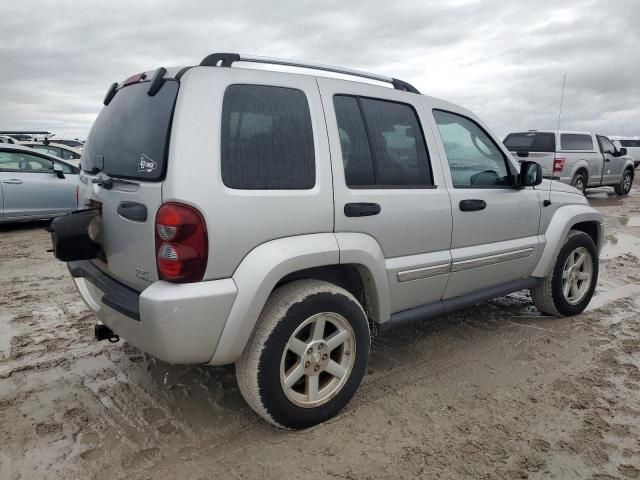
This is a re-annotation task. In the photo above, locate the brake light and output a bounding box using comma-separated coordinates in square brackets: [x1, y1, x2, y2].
[155, 203, 208, 283]
[121, 72, 146, 86]
[553, 157, 565, 174]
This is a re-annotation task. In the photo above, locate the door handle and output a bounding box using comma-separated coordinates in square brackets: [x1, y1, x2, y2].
[605, 158, 611, 162]
[2, 179, 23, 185]
[459, 199, 487, 212]
[344, 202, 381, 217]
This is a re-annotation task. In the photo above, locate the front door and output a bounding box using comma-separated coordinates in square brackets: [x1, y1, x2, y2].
[597, 135, 625, 185]
[317, 78, 453, 314]
[429, 107, 543, 299]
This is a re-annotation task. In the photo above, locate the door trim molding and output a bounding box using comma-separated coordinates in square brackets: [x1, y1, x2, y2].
[451, 247, 534, 272]
[397, 263, 450, 282]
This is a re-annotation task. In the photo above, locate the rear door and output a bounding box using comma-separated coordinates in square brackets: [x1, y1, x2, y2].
[430, 107, 542, 299]
[78, 77, 179, 291]
[318, 78, 452, 313]
[0, 150, 77, 218]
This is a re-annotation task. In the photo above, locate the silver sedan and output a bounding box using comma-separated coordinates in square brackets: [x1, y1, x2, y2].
[0, 144, 79, 223]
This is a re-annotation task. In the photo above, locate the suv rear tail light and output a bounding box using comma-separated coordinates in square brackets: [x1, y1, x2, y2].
[155, 203, 208, 283]
[553, 156, 565, 174]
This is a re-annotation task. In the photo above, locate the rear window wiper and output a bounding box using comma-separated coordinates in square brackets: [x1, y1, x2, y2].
[92, 174, 138, 190]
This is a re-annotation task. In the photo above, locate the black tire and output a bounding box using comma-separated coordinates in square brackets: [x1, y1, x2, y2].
[614, 168, 633, 196]
[530, 230, 598, 316]
[571, 171, 587, 194]
[236, 279, 370, 429]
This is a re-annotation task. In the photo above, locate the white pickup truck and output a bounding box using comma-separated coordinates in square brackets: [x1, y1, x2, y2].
[504, 130, 635, 195]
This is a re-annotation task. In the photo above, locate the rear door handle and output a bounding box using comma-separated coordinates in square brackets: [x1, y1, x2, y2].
[2, 179, 23, 185]
[344, 202, 381, 217]
[459, 199, 486, 212]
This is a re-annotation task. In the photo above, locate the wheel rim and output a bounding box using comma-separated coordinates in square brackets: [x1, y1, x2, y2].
[623, 172, 632, 193]
[561, 246, 593, 305]
[574, 177, 585, 192]
[279, 312, 356, 408]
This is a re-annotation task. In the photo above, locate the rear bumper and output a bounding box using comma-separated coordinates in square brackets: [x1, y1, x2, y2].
[69, 260, 237, 364]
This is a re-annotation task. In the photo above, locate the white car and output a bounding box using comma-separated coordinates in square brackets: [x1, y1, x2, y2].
[610, 136, 640, 168]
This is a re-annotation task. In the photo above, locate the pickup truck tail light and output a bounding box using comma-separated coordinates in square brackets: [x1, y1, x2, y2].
[155, 203, 208, 283]
[553, 156, 565, 174]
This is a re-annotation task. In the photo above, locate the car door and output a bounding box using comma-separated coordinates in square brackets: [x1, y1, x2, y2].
[429, 106, 543, 299]
[317, 78, 453, 314]
[597, 135, 624, 185]
[0, 150, 77, 219]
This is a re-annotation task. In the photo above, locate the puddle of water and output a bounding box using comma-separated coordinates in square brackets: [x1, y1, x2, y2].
[600, 233, 640, 260]
[628, 217, 640, 227]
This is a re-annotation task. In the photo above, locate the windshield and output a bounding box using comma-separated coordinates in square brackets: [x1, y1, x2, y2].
[503, 132, 555, 152]
[82, 80, 178, 180]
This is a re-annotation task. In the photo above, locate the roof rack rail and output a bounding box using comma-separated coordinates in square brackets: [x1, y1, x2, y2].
[199, 53, 421, 94]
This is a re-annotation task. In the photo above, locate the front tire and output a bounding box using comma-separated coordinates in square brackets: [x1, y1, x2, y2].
[530, 230, 598, 316]
[236, 279, 370, 429]
[614, 169, 633, 196]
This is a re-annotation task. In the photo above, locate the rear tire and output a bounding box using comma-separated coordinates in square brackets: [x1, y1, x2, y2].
[571, 171, 587, 194]
[236, 279, 370, 429]
[614, 168, 633, 196]
[530, 230, 598, 316]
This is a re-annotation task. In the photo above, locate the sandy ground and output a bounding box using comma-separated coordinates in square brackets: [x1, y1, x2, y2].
[1, 181, 640, 480]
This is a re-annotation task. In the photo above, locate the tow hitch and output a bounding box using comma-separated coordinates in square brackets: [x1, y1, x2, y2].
[95, 324, 119, 343]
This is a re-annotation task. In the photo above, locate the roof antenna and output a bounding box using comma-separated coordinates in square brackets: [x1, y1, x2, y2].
[544, 74, 566, 207]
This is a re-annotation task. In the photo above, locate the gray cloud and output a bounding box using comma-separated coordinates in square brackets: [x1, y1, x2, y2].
[1, 0, 638, 139]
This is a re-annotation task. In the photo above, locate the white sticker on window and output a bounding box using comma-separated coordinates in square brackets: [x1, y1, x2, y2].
[138, 154, 157, 173]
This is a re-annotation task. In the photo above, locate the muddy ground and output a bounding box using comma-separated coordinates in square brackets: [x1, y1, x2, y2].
[1, 182, 640, 480]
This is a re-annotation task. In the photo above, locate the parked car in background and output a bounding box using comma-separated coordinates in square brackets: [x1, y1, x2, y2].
[50, 54, 603, 429]
[21, 142, 82, 166]
[47, 138, 85, 150]
[610, 137, 640, 168]
[504, 130, 634, 195]
[0, 135, 19, 144]
[0, 144, 79, 223]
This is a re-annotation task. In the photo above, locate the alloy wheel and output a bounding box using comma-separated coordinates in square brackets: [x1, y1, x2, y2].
[280, 312, 356, 408]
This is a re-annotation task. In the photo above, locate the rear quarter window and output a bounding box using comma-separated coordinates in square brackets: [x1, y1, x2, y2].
[221, 84, 315, 190]
[560, 134, 594, 151]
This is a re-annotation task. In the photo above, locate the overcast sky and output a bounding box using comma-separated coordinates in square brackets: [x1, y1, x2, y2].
[1, 0, 639, 140]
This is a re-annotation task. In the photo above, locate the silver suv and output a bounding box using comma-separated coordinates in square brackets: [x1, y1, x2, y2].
[50, 54, 603, 429]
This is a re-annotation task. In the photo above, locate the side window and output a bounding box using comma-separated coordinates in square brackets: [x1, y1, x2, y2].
[221, 84, 315, 190]
[62, 149, 79, 160]
[561, 134, 594, 151]
[0, 152, 53, 172]
[56, 161, 75, 174]
[598, 136, 616, 155]
[333, 95, 433, 188]
[433, 109, 512, 188]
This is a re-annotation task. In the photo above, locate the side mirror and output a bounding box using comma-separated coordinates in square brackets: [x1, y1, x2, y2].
[53, 163, 65, 179]
[618, 147, 627, 156]
[518, 161, 543, 187]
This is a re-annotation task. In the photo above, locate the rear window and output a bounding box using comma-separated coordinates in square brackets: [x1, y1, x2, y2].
[221, 84, 315, 190]
[503, 132, 555, 152]
[560, 134, 594, 151]
[620, 140, 640, 147]
[82, 81, 178, 180]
